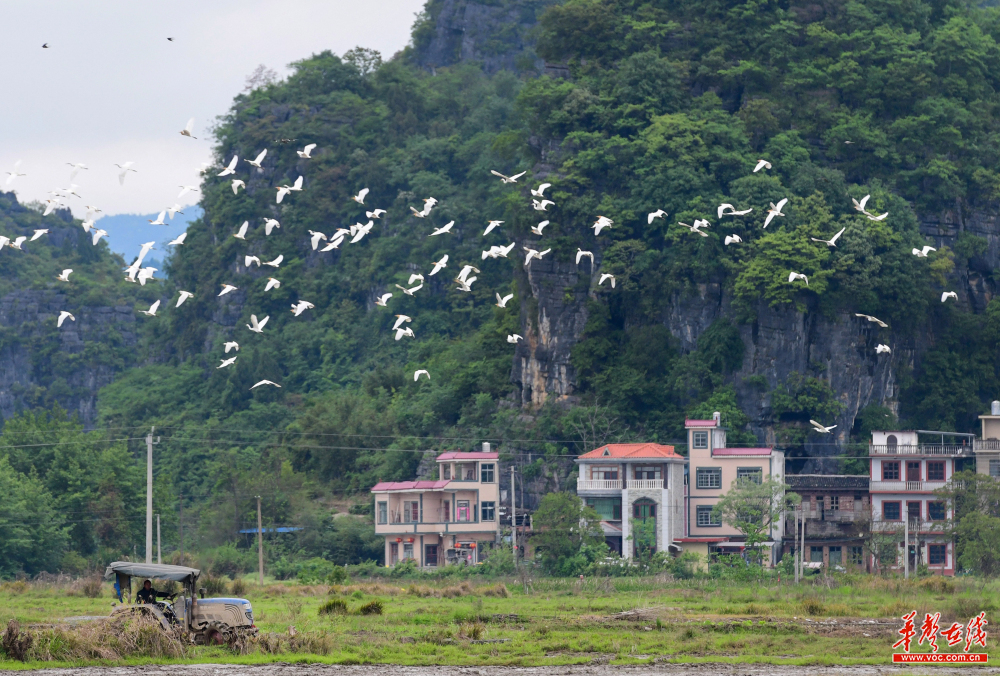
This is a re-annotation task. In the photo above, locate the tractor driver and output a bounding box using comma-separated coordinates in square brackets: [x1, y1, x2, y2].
[135, 579, 162, 604]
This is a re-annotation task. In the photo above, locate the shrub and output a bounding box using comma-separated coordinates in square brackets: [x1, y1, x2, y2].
[356, 600, 383, 615]
[325, 566, 348, 585]
[230, 577, 248, 597]
[801, 598, 825, 615]
[318, 598, 348, 616]
[297, 557, 339, 584]
[388, 558, 418, 578]
[460, 621, 484, 640]
[80, 577, 103, 599]
[206, 543, 251, 578]
[480, 583, 511, 598]
[203, 576, 227, 596]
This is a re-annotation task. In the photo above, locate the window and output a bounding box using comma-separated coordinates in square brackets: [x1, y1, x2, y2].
[883, 501, 901, 520]
[850, 546, 864, 565]
[928, 501, 946, 521]
[927, 461, 945, 481]
[390, 542, 398, 565]
[810, 546, 824, 563]
[991, 459, 1000, 478]
[481, 501, 495, 521]
[456, 500, 470, 522]
[882, 462, 900, 481]
[828, 546, 842, 565]
[403, 501, 420, 523]
[906, 462, 921, 482]
[442, 465, 451, 480]
[696, 505, 721, 527]
[402, 543, 414, 560]
[443, 500, 450, 522]
[829, 495, 840, 511]
[633, 501, 656, 519]
[736, 467, 762, 484]
[634, 465, 661, 480]
[377, 502, 387, 524]
[692, 431, 709, 449]
[929, 544, 947, 565]
[425, 545, 438, 566]
[886, 434, 898, 447]
[463, 465, 477, 481]
[586, 497, 622, 520]
[481, 463, 495, 483]
[696, 467, 722, 489]
[591, 465, 619, 480]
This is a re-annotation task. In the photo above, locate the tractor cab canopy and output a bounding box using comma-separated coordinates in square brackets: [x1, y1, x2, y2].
[104, 561, 201, 603]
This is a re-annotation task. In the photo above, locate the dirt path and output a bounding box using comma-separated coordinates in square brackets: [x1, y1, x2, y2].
[4, 664, 998, 676]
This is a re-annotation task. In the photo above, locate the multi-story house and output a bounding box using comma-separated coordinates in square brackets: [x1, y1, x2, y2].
[371, 449, 501, 567]
[869, 430, 972, 575]
[681, 414, 785, 566]
[975, 401, 1000, 477]
[783, 474, 869, 570]
[574, 443, 686, 558]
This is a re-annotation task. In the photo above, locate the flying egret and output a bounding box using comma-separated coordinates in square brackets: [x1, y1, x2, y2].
[177, 185, 199, 198]
[507, 334, 523, 344]
[430, 221, 455, 236]
[394, 327, 415, 340]
[67, 162, 88, 180]
[375, 293, 392, 306]
[724, 235, 742, 246]
[245, 149, 267, 168]
[6, 160, 26, 185]
[484, 220, 503, 236]
[30, 229, 47, 241]
[263, 255, 283, 268]
[250, 380, 281, 390]
[753, 159, 772, 172]
[912, 246, 937, 257]
[852, 195, 871, 213]
[246, 314, 269, 333]
[496, 293, 514, 308]
[218, 357, 237, 369]
[788, 271, 808, 285]
[395, 283, 422, 296]
[167, 204, 185, 219]
[57, 269, 72, 282]
[414, 370, 430, 381]
[265, 278, 281, 292]
[233, 221, 249, 240]
[140, 300, 161, 317]
[810, 227, 846, 247]
[648, 209, 667, 224]
[168, 233, 187, 246]
[491, 170, 526, 184]
[91, 229, 108, 245]
[531, 220, 549, 236]
[855, 313, 888, 328]
[876, 344, 891, 354]
[148, 211, 167, 225]
[224, 342, 240, 353]
[532, 199, 554, 212]
[599, 273, 616, 288]
[231, 179, 245, 195]
[352, 188, 369, 204]
[430, 255, 449, 276]
[809, 419, 837, 433]
[57, 311, 75, 327]
[593, 216, 613, 235]
[263, 218, 280, 235]
[179, 118, 197, 138]
[245, 255, 260, 267]
[219, 284, 238, 297]
[392, 315, 412, 331]
[115, 162, 137, 185]
[576, 249, 594, 265]
[942, 291, 958, 302]
[764, 199, 788, 228]
[297, 143, 317, 159]
[718, 203, 753, 217]
[408, 273, 425, 285]
[176, 291, 194, 307]
[218, 155, 239, 176]
[523, 247, 551, 265]
[291, 300, 315, 316]
[367, 209, 386, 219]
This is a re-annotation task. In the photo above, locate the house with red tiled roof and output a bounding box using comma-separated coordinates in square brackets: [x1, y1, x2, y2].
[371, 447, 505, 568]
[682, 413, 784, 566]
[574, 442, 686, 557]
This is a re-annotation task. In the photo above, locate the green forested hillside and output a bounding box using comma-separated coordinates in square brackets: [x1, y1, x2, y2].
[5, 0, 1000, 573]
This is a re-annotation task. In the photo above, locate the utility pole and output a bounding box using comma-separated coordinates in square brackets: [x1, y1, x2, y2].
[145, 427, 159, 564]
[799, 503, 805, 580]
[904, 505, 909, 580]
[256, 496, 264, 585]
[794, 507, 800, 584]
[156, 514, 161, 564]
[179, 493, 184, 565]
[510, 466, 516, 569]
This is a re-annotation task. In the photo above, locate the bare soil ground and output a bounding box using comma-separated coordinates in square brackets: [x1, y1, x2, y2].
[3, 664, 999, 676]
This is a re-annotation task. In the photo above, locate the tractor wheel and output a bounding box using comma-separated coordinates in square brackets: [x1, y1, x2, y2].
[203, 620, 231, 645]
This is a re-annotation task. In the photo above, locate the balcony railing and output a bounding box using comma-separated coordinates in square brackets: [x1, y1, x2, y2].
[974, 439, 1000, 451]
[869, 444, 971, 456]
[870, 480, 947, 492]
[801, 508, 862, 522]
[577, 479, 622, 491]
[627, 479, 664, 490]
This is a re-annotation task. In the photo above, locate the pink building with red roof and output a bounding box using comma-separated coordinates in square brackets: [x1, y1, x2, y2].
[682, 413, 784, 566]
[574, 442, 686, 558]
[371, 448, 503, 568]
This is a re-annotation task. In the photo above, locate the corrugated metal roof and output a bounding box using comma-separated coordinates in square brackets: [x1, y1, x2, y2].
[371, 479, 451, 492]
[436, 451, 500, 460]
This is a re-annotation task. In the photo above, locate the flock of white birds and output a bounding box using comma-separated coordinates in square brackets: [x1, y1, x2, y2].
[2, 121, 957, 406]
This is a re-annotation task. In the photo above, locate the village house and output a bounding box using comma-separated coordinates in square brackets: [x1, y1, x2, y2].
[574, 443, 686, 557]
[371, 447, 502, 567]
[784, 474, 869, 570]
[975, 401, 1000, 477]
[680, 414, 785, 566]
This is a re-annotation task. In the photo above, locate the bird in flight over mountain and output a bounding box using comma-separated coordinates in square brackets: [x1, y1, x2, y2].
[912, 246, 936, 257]
[523, 247, 551, 265]
[265, 278, 281, 292]
[297, 143, 317, 159]
[57, 311, 74, 327]
[234, 221, 249, 240]
[809, 419, 837, 433]
[168, 233, 187, 246]
[350, 220, 373, 243]
[531, 220, 549, 236]
[178, 185, 199, 199]
[218, 356, 237, 369]
[753, 159, 772, 173]
[484, 220, 503, 236]
[648, 209, 667, 224]
[393, 315, 412, 331]
[219, 284, 238, 296]
[593, 216, 613, 235]
[179, 118, 197, 139]
[91, 229, 108, 245]
[224, 342, 239, 353]
[367, 209, 386, 219]
[532, 199, 554, 212]
[852, 195, 871, 213]
[5, 160, 26, 185]
[245, 255, 260, 268]
[678, 221, 709, 237]
[31, 229, 48, 241]
[148, 211, 167, 225]
[531, 183, 551, 197]
[876, 344, 891, 354]
[375, 293, 392, 306]
[942, 291, 958, 302]
[430, 221, 455, 236]
[491, 170, 526, 184]
[176, 291, 194, 307]
[764, 199, 788, 227]
[57, 269, 72, 282]
[408, 273, 425, 286]
[724, 235, 742, 246]
[395, 283, 422, 296]
[430, 255, 448, 276]
[245, 150, 267, 168]
[9, 236, 26, 251]
[115, 162, 137, 185]
[788, 272, 808, 285]
[263, 218, 280, 235]
[855, 313, 888, 328]
[718, 203, 753, 217]
[167, 204, 185, 219]
[263, 255, 282, 268]
[353, 188, 369, 204]
[246, 314, 269, 333]
[599, 273, 616, 288]
[218, 156, 238, 176]
[576, 249, 594, 265]
[251, 380, 281, 389]
[231, 179, 246, 195]
[308, 231, 327, 250]
[291, 300, 315, 316]
[140, 300, 161, 317]
[811, 227, 845, 247]
[865, 210, 889, 221]
[395, 327, 415, 340]
[496, 293, 513, 308]
[414, 370, 430, 381]
[507, 334, 523, 343]
[66, 163, 88, 180]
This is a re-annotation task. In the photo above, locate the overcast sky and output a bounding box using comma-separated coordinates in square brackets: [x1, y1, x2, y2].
[0, 1, 424, 217]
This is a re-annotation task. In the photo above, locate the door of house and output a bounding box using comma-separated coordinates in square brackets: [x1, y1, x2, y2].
[907, 462, 921, 482]
[443, 500, 450, 522]
[425, 545, 438, 566]
[457, 500, 470, 522]
[390, 543, 399, 565]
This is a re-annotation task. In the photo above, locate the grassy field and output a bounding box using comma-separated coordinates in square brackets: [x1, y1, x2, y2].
[0, 574, 996, 668]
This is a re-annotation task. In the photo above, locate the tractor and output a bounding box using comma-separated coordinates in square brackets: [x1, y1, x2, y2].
[104, 561, 257, 644]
